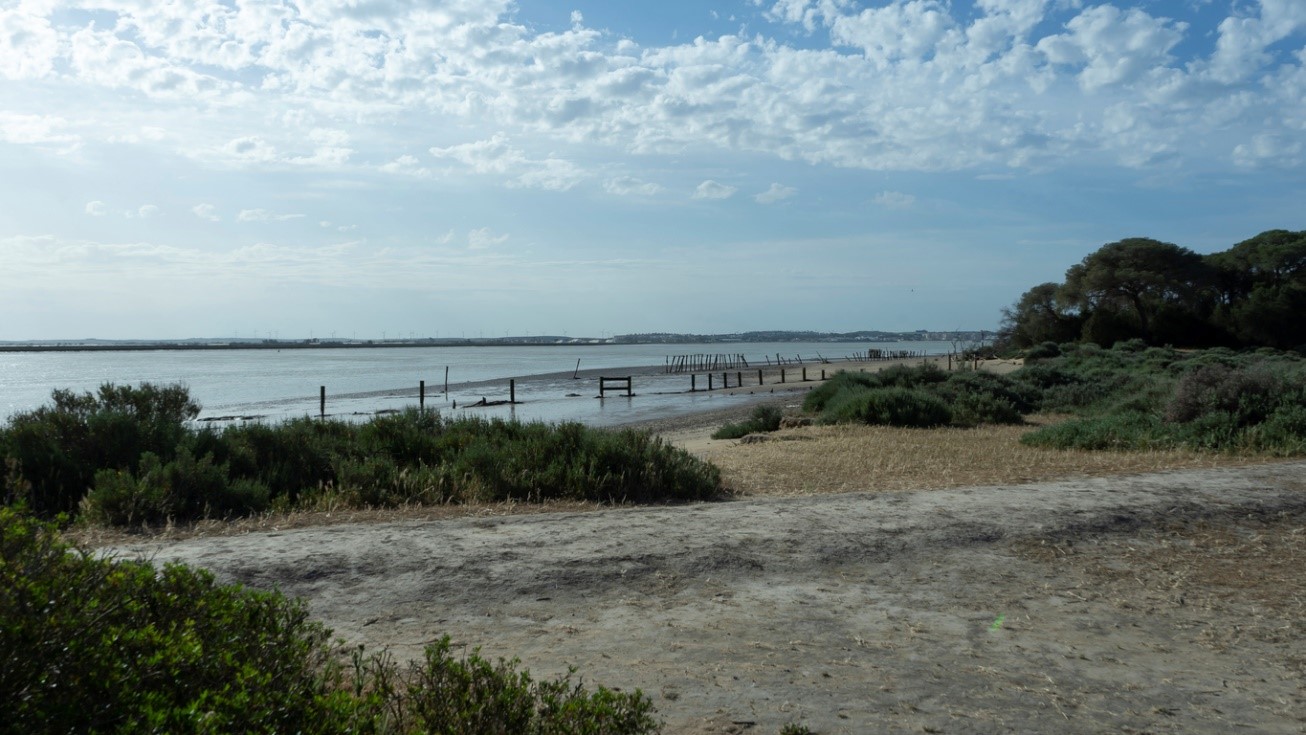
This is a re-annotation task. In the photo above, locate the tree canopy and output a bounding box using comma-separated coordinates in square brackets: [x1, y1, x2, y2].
[999, 230, 1306, 351]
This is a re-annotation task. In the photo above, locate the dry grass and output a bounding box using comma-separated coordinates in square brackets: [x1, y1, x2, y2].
[1014, 509, 1306, 671]
[699, 415, 1283, 497]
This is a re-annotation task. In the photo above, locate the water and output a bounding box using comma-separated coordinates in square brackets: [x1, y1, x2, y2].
[0, 341, 955, 427]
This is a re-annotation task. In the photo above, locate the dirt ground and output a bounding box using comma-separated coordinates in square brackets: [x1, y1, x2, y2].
[110, 455, 1306, 734]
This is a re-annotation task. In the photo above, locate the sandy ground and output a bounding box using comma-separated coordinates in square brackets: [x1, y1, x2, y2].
[111, 457, 1306, 734]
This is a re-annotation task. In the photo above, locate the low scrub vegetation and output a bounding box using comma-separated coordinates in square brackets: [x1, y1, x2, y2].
[802, 364, 1028, 429]
[0, 385, 723, 525]
[0, 506, 659, 734]
[711, 405, 783, 440]
[799, 344, 1306, 455]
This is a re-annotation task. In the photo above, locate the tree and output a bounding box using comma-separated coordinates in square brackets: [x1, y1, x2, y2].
[997, 282, 1082, 348]
[1206, 230, 1306, 349]
[1059, 238, 1212, 344]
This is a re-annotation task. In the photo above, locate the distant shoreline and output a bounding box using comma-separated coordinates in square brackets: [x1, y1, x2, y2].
[0, 331, 986, 354]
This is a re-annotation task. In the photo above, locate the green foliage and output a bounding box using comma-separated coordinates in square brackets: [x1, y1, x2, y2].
[393, 638, 659, 735]
[712, 405, 784, 440]
[997, 229, 1306, 350]
[0, 383, 199, 517]
[0, 507, 660, 735]
[0, 506, 351, 735]
[2, 389, 723, 526]
[820, 387, 953, 428]
[1018, 346, 1306, 453]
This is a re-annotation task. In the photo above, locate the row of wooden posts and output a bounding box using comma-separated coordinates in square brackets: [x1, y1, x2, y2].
[313, 352, 954, 417]
[665, 349, 929, 373]
[315, 373, 634, 418]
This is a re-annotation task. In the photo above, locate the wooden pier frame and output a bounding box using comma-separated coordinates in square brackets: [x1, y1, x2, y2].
[599, 376, 632, 398]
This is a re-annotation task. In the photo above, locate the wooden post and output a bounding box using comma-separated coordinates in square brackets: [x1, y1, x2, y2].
[780, 369, 786, 384]
[444, 366, 449, 395]
[708, 374, 713, 391]
[574, 359, 581, 379]
[737, 371, 742, 387]
[319, 386, 325, 419]
[821, 369, 826, 380]
[691, 374, 697, 392]
[802, 367, 808, 382]
[420, 380, 425, 412]
[510, 379, 516, 404]
[758, 369, 763, 385]
[722, 372, 728, 389]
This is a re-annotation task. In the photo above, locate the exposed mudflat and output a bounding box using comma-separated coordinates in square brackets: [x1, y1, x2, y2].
[112, 462, 1306, 734]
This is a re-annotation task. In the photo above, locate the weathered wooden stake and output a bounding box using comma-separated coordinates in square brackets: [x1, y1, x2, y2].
[510, 379, 516, 404]
[780, 369, 786, 384]
[319, 386, 325, 418]
[420, 380, 425, 411]
[708, 374, 714, 391]
[802, 367, 808, 382]
[574, 359, 581, 379]
[444, 366, 449, 395]
[758, 369, 763, 385]
[691, 374, 697, 392]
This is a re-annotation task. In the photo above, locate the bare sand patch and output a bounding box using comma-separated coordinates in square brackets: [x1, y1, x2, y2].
[109, 461, 1306, 734]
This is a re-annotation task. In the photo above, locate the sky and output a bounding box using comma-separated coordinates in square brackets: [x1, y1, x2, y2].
[1, 0, 1303, 340]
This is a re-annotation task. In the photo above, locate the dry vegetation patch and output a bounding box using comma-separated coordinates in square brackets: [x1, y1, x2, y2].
[1013, 506, 1306, 674]
[699, 416, 1277, 497]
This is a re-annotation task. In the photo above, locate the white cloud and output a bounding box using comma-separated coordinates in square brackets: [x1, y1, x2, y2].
[429, 135, 584, 191]
[238, 208, 305, 222]
[192, 204, 220, 222]
[1232, 133, 1303, 168]
[604, 177, 663, 196]
[136, 204, 160, 219]
[755, 183, 796, 204]
[693, 180, 737, 200]
[85, 201, 107, 216]
[1036, 5, 1186, 90]
[872, 191, 917, 209]
[224, 136, 278, 163]
[0, 112, 80, 152]
[0, 7, 59, 79]
[380, 154, 431, 177]
[468, 227, 510, 250]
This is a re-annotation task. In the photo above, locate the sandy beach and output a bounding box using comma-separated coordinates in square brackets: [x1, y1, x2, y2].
[103, 361, 1306, 734]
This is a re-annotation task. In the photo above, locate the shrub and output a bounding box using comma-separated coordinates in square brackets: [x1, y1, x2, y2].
[397, 638, 659, 735]
[1020, 412, 1165, 451]
[1025, 341, 1061, 360]
[821, 387, 952, 428]
[712, 405, 784, 440]
[0, 506, 352, 735]
[1164, 363, 1283, 426]
[0, 383, 199, 517]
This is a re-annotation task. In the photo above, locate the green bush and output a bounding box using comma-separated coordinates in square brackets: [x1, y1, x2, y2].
[4, 388, 724, 526]
[1020, 412, 1166, 451]
[396, 638, 659, 735]
[821, 387, 952, 428]
[0, 507, 661, 735]
[712, 405, 784, 440]
[0, 383, 199, 517]
[0, 506, 352, 735]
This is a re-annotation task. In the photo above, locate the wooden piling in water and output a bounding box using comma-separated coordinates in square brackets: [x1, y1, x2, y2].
[319, 386, 325, 418]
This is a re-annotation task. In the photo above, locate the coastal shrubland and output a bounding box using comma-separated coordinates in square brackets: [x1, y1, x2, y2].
[0, 386, 723, 526]
[794, 343, 1306, 455]
[0, 506, 658, 735]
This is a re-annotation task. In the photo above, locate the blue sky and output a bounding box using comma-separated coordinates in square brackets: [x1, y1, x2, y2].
[1, 0, 1303, 340]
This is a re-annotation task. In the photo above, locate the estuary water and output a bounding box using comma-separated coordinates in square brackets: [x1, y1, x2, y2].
[0, 341, 954, 427]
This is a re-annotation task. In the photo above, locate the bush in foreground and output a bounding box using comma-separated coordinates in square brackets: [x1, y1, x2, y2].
[0, 506, 659, 735]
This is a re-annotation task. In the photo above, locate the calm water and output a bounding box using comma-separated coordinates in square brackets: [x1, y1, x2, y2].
[0, 341, 953, 427]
